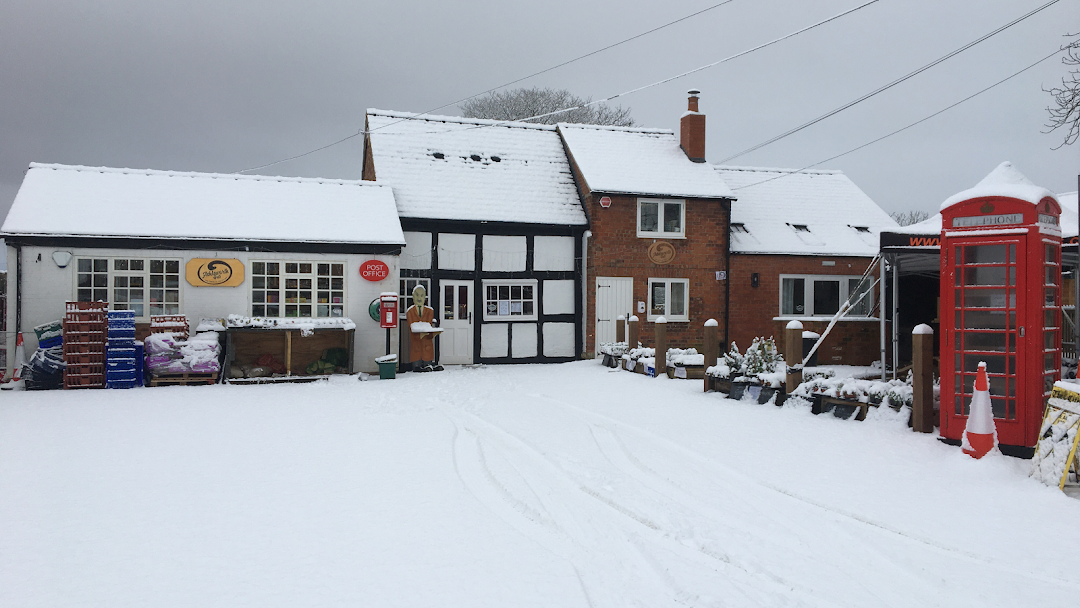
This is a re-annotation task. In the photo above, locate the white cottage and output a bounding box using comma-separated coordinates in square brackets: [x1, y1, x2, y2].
[363, 110, 587, 365]
[2, 163, 405, 375]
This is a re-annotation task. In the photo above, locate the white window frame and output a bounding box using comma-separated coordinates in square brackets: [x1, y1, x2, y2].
[74, 257, 182, 320]
[637, 198, 686, 239]
[778, 274, 875, 319]
[399, 278, 431, 319]
[250, 260, 346, 319]
[482, 279, 538, 321]
[646, 278, 690, 322]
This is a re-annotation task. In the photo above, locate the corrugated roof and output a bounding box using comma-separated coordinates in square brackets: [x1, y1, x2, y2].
[365, 110, 586, 225]
[1, 163, 404, 245]
[715, 165, 896, 256]
[558, 124, 733, 199]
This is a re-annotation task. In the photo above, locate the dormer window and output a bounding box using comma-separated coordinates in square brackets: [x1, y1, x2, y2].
[851, 225, 870, 233]
[731, 223, 748, 233]
[638, 198, 685, 239]
[790, 224, 810, 232]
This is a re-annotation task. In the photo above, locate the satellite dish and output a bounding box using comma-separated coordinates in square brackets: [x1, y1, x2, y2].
[52, 251, 72, 268]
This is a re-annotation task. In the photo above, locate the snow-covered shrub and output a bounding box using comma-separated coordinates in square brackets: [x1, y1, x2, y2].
[599, 342, 629, 357]
[709, 338, 784, 386]
[667, 348, 704, 367]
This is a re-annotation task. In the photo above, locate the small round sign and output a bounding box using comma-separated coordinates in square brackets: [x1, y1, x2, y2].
[359, 260, 390, 282]
[599, 196, 612, 208]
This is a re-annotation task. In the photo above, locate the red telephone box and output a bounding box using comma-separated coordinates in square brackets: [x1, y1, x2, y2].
[940, 168, 1062, 449]
[380, 293, 398, 329]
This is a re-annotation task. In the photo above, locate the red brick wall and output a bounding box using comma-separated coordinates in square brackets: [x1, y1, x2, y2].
[573, 152, 730, 355]
[728, 254, 883, 365]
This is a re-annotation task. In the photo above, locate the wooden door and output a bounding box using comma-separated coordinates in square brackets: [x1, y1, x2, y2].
[595, 277, 633, 352]
[440, 280, 473, 364]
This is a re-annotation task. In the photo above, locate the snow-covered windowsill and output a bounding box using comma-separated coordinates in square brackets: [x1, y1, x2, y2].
[772, 316, 880, 322]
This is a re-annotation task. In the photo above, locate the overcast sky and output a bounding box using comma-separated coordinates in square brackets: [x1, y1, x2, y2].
[2, 0, 1078, 224]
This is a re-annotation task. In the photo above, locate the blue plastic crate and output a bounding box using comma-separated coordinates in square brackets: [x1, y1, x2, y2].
[107, 327, 136, 339]
[107, 359, 137, 371]
[106, 369, 139, 382]
[107, 310, 135, 319]
[38, 335, 63, 349]
[108, 318, 136, 329]
[107, 347, 138, 359]
[107, 338, 135, 349]
[135, 342, 144, 383]
[106, 379, 139, 389]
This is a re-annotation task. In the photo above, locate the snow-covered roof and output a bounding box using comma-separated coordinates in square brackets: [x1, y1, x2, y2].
[1, 163, 405, 245]
[558, 124, 733, 199]
[940, 161, 1057, 211]
[714, 165, 897, 256]
[365, 110, 586, 225]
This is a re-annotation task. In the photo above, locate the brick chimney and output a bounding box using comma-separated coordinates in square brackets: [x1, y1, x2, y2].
[680, 89, 705, 163]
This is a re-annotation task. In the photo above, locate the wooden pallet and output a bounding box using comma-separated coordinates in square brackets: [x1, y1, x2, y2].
[148, 372, 218, 387]
[226, 375, 329, 385]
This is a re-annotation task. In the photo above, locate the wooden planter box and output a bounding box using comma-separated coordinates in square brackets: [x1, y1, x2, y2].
[225, 327, 354, 383]
[666, 365, 705, 379]
[812, 395, 870, 421]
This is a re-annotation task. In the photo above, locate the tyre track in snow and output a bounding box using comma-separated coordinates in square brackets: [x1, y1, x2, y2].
[525, 387, 1080, 594]
[433, 379, 819, 607]
[434, 396, 681, 607]
[439, 388, 849, 607]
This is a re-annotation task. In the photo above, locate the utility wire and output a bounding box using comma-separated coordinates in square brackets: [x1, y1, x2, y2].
[234, 0, 742, 174]
[368, 0, 741, 135]
[489, 0, 883, 125]
[731, 49, 1062, 192]
[719, 0, 1063, 163]
[235, 0, 880, 173]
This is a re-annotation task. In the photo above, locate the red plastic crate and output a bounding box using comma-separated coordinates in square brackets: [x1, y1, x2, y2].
[64, 374, 105, 389]
[66, 301, 108, 313]
[66, 352, 105, 365]
[64, 342, 105, 355]
[64, 320, 106, 333]
[65, 311, 107, 323]
[64, 332, 106, 344]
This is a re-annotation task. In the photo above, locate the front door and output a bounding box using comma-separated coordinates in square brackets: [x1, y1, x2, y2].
[595, 277, 633, 353]
[440, 280, 473, 364]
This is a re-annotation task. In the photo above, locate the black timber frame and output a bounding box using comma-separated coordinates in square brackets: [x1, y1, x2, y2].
[398, 218, 585, 365]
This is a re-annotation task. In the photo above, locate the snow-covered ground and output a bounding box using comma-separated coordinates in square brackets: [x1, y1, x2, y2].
[3, 361, 1078, 607]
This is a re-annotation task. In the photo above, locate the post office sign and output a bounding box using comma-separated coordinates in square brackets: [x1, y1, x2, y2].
[186, 258, 245, 287]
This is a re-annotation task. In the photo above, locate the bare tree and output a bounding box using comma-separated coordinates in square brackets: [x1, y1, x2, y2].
[1045, 35, 1080, 148]
[890, 210, 932, 226]
[460, 87, 635, 126]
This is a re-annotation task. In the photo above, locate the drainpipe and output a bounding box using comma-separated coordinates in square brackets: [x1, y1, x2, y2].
[892, 254, 900, 380]
[582, 230, 591, 357]
[880, 253, 887, 380]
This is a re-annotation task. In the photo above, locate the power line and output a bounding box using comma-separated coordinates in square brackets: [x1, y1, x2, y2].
[731, 49, 1062, 192]
[719, 0, 1063, 163]
[369, 0, 742, 134]
[493, 0, 883, 125]
[234, 0, 743, 174]
[235, 0, 881, 173]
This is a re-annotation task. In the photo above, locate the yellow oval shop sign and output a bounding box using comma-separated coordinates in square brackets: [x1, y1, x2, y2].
[186, 258, 245, 287]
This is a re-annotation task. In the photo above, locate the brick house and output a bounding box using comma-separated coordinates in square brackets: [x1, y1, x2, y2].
[715, 165, 897, 364]
[559, 92, 734, 356]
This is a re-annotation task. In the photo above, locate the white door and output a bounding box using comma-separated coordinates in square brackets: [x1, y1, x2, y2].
[440, 280, 473, 364]
[595, 277, 633, 352]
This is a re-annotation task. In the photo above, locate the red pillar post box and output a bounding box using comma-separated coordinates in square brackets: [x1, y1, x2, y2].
[380, 293, 399, 329]
[939, 164, 1063, 450]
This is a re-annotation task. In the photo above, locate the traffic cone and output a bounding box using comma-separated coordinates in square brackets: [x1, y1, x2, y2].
[962, 362, 997, 459]
[12, 332, 27, 380]
[1, 332, 27, 390]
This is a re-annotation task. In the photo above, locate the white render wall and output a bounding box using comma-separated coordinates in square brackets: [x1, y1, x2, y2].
[401, 232, 432, 270]
[482, 235, 527, 272]
[438, 233, 475, 271]
[4, 244, 400, 375]
[533, 236, 575, 271]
